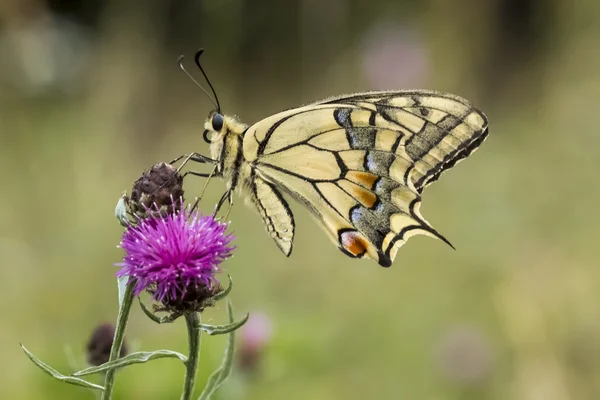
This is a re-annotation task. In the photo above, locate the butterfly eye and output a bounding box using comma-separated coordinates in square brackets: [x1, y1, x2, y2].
[202, 129, 212, 144]
[212, 113, 224, 131]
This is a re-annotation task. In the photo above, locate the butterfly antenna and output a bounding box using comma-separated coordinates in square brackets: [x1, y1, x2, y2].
[194, 49, 221, 114]
[177, 54, 219, 111]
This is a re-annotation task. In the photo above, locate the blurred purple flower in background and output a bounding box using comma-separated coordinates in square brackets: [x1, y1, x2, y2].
[361, 22, 430, 89]
[86, 323, 128, 366]
[116, 206, 235, 304]
[435, 324, 495, 386]
[237, 312, 273, 373]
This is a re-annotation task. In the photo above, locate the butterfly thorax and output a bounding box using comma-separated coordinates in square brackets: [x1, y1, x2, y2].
[205, 115, 250, 193]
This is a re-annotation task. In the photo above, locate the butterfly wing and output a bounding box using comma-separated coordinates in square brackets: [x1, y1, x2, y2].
[250, 174, 295, 256]
[243, 90, 489, 266]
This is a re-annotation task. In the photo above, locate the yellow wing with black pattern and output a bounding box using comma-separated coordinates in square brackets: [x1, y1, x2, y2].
[241, 90, 488, 267]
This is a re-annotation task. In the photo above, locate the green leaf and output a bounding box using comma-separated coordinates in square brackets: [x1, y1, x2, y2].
[20, 344, 104, 391]
[211, 275, 233, 302]
[197, 301, 239, 400]
[117, 276, 129, 308]
[115, 194, 130, 227]
[73, 350, 188, 377]
[198, 312, 249, 336]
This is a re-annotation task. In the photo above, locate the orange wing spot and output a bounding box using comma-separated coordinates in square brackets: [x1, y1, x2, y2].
[345, 171, 378, 189]
[338, 180, 378, 209]
[340, 231, 368, 257]
[355, 187, 377, 208]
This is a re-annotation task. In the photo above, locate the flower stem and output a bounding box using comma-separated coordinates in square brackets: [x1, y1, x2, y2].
[181, 312, 201, 400]
[101, 283, 135, 400]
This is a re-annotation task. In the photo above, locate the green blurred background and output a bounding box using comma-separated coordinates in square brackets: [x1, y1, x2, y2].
[1, 0, 599, 399]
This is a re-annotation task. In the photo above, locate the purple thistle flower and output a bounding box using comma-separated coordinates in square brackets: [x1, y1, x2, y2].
[237, 312, 273, 373]
[116, 205, 235, 304]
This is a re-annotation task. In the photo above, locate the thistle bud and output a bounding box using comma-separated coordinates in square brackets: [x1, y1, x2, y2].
[129, 162, 184, 216]
[86, 323, 128, 366]
[237, 313, 273, 374]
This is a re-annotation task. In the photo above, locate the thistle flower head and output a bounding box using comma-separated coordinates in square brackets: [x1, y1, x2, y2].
[116, 205, 235, 306]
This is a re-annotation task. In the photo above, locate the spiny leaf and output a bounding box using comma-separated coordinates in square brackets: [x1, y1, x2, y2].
[73, 350, 188, 377]
[198, 312, 248, 336]
[20, 344, 104, 391]
[138, 298, 182, 324]
[197, 301, 240, 400]
[212, 275, 233, 302]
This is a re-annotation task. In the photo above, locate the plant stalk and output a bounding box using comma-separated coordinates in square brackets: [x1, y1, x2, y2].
[181, 312, 201, 400]
[101, 283, 135, 400]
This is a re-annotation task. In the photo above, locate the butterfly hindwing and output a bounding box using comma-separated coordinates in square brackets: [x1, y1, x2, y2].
[251, 160, 389, 265]
[240, 90, 488, 266]
[251, 174, 295, 256]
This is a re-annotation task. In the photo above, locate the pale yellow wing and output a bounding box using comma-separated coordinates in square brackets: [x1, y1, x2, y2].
[243, 90, 489, 266]
[251, 174, 294, 256]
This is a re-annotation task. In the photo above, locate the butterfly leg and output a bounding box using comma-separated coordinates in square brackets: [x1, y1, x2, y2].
[223, 192, 234, 220]
[211, 190, 233, 220]
[169, 153, 196, 173]
[213, 191, 228, 215]
[182, 171, 213, 178]
[151, 153, 215, 198]
[189, 153, 216, 164]
[185, 165, 219, 213]
[178, 154, 219, 197]
[169, 153, 188, 165]
[169, 152, 216, 167]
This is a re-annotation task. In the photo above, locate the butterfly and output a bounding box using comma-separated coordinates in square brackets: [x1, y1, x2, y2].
[181, 51, 489, 267]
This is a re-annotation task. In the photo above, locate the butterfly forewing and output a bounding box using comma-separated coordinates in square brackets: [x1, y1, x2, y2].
[234, 90, 488, 266]
[318, 91, 489, 192]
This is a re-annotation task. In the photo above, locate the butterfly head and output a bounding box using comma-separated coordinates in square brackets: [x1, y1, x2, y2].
[203, 111, 247, 170]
